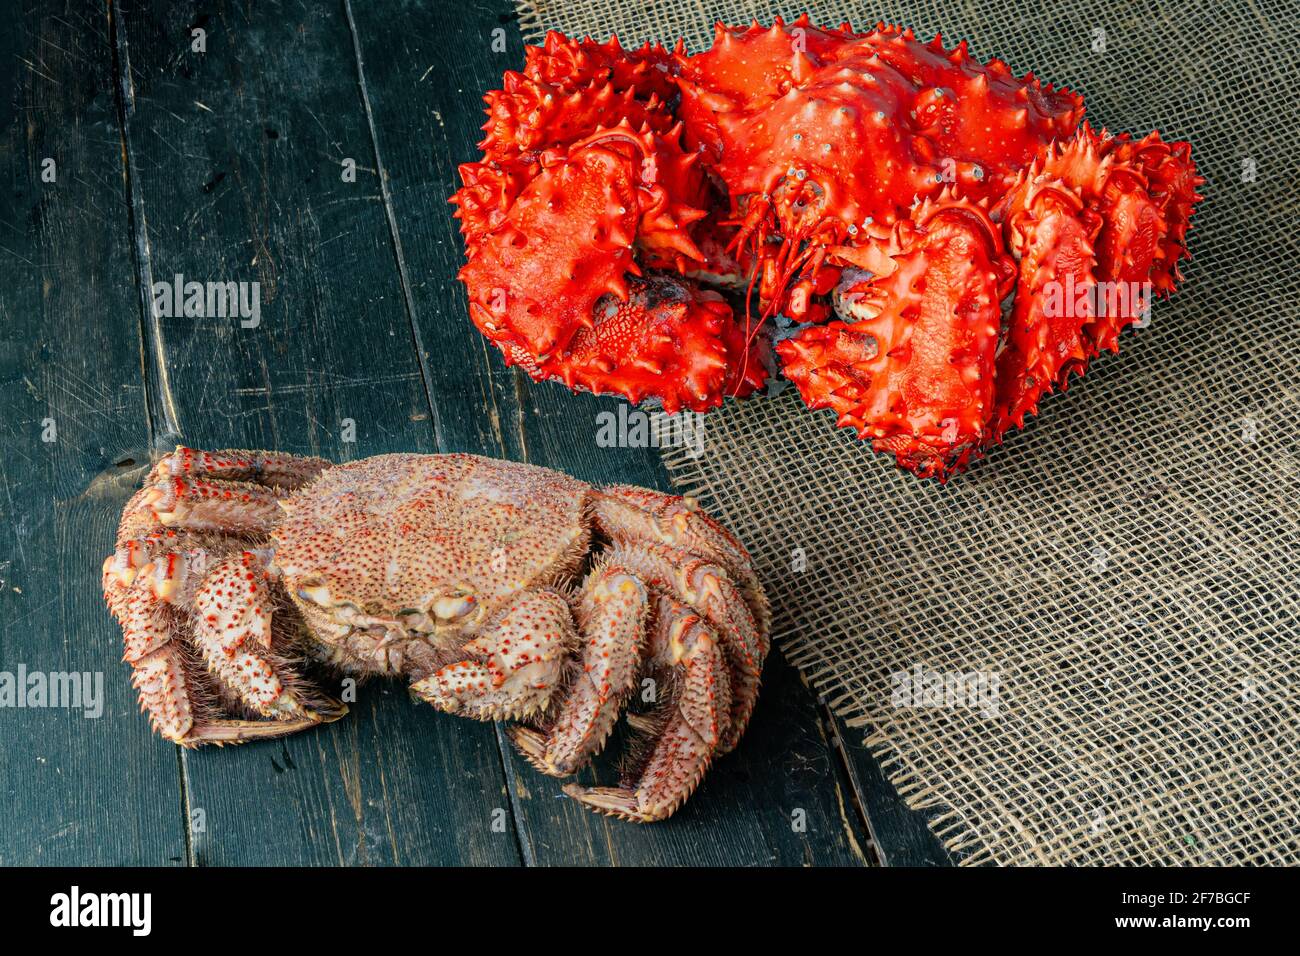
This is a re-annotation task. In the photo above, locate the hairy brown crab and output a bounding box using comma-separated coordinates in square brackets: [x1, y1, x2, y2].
[102, 448, 769, 822]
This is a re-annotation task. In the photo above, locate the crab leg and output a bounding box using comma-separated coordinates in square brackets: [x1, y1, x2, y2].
[188, 551, 339, 721]
[148, 446, 330, 489]
[104, 490, 227, 617]
[989, 175, 1098, 444]
[133, 549, 343, 743]
[121, 445, 330, 537]
[779, 190, 1012, 479]
[592, 485, 770, 634]
[109, 547, 343, 745]
[566, 594, 731, 822]
[105, 453, 327, 742]
[410, 589, 573, 721]
[140, 476, 287, 534]
[105, 447, 324, 608]
[508, 564, 649, 775]
[604, 541, 763, 752]
[115, 572, 198, 742]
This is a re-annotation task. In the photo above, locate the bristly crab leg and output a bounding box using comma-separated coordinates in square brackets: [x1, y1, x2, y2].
[604, 541, 764, 753]
[591, 485, 770, 634]
[118, 547, 343, 745]
[509, 565, 650, 774]
[565, 593, 732, 822]
[104, 446, 342, 745]
[590, 485, 768, 752]
[149, 446, 330, 488]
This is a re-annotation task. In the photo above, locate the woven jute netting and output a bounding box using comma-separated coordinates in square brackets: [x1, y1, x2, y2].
[514, 0, 1300, 864]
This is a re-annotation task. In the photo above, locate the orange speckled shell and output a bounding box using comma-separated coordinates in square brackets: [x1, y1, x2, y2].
[272, 454, 590, 617]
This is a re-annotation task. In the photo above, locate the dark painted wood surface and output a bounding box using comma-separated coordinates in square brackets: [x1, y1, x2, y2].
[0, 0, 951, 866]
[0, 0, 186, 867]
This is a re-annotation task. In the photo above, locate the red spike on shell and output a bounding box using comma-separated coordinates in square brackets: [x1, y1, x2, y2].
[989, 170, 1100, 444]
[500, 274, 763, 413]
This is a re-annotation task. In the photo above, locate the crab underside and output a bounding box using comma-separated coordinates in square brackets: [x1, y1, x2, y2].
[452, 16, 1204, 480]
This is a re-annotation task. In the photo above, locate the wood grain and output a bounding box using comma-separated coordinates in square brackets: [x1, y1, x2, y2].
[0, 0, 187, 865]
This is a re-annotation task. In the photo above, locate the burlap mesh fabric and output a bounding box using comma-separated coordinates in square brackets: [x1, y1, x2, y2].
[513, 0, 1300, 864]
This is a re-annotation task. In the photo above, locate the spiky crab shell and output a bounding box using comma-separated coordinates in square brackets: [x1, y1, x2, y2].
[453, 21, 1203, 480]
[777, 191, 1013, 478]
[449, 31, 760, 412]
[275, 454, 590, 632]
[458, 121, 705, 355]
[678, 18, 1083, 212]
[453, 33, 681, 253]
[674, 17, 1084, 314]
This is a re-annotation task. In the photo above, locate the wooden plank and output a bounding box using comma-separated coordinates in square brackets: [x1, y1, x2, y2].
[344, 0, 871, 864]
[111, 0, 519, 865]
[825, 718, 956, 866]
[0, 1, 186, 865]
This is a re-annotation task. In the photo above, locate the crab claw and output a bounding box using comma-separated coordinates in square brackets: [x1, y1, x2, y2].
[455, 115, 767, 413]
[412, 589, 574, 722]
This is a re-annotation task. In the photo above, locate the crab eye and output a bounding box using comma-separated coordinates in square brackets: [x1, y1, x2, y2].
[433, 593, 476, 622]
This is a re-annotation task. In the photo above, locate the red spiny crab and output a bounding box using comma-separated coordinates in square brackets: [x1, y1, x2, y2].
[102, 447, 770, 822]
[451, 16, 1203, 479]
